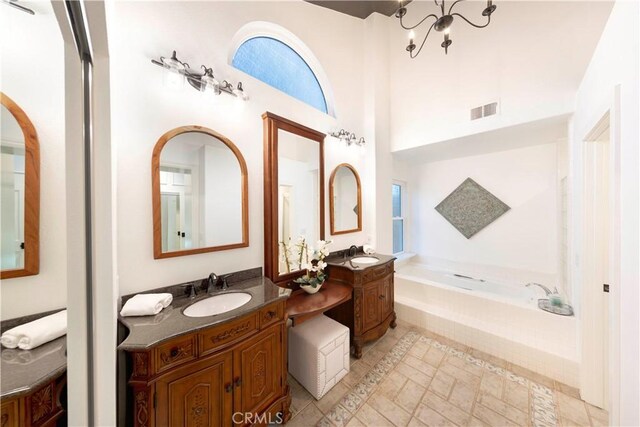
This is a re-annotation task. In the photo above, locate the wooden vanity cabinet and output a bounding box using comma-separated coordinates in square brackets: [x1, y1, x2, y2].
[155, 351, 233, 426]
[0, 375, 66, 427]
[126, 300, 290, 427]
[326, 259, 397, 359]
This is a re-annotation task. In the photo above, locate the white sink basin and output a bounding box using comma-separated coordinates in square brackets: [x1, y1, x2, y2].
[183, 292, 252, 317]
[351, 256, 379, 265]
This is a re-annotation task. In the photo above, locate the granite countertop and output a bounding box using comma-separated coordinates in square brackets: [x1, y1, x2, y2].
[1, 336, 66, 399]
[118, 276, 291, 351]
[325, 252, 396, 271]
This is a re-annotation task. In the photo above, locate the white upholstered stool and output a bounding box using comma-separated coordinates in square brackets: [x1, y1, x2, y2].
[288, 315, 350, 400]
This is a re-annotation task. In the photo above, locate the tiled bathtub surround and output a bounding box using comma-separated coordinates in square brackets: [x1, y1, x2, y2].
[410, 256, 560, 291]
[394, 269, 578, 387]
[287, 321, 606, 427]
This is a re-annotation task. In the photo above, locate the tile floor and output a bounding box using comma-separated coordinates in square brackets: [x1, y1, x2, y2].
[287, 321, 608, 427]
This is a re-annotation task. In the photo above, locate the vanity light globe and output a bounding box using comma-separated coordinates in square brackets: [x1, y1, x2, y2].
[201, 74, 221, 95]
[233, 82, 249, 101]
[163, 69, 184, 90]
[162, 56, 186, 90]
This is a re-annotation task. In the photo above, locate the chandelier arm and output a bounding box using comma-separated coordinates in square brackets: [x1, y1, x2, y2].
[448, 0, 465, 15]
[451, 12, 491, 29]
[400, 13, 439, 31]
[410, 22, 437, 59]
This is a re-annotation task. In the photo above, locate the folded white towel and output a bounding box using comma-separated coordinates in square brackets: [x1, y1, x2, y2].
[1, 310, 67, 350]
[1, 334, 19, 349]
[120, 293, 173, 317]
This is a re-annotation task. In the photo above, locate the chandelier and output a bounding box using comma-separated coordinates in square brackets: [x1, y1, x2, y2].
[396, 0, 497, 58]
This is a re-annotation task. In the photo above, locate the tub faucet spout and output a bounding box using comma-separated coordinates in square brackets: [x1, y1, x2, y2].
[526, 282, 557, 295]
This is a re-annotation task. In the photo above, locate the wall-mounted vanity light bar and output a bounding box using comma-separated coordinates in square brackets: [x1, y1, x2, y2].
[329, 129, 365, 146]
[1, 0, 35, 15]
[151, 51, 249, 101]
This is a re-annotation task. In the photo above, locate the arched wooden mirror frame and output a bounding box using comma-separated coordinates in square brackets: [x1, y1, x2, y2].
[0, 92, 40, 279]
[329, 163, 362, 235]
[151, 125, 249, 259]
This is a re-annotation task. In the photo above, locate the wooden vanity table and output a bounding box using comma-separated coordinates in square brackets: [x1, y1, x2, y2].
[283, 255, 397, 359]
[285, 281, 352, 326]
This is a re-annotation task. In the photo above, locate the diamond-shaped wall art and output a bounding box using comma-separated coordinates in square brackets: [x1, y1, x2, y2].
[435, 178, 510, 239]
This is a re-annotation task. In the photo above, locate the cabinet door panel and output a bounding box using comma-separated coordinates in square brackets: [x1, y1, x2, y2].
[1, 399, 19, 427]
[155, 352, 233, 427]
[380, 276, 394, 319]
[362, 283, 380, 332]
[234, 325, 282, 417]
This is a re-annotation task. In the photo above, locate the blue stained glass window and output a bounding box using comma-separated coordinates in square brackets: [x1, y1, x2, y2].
[232, 37, 328, 114]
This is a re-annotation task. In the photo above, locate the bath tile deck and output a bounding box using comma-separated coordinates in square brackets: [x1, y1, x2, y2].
[287, 320, 608, 427]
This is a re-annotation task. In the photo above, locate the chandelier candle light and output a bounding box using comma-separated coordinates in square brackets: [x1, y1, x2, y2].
[397, 0, 497, 58]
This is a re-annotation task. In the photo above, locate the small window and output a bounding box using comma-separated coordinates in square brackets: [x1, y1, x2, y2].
[392, 183, 405, 254]
[232, 37, 328, 114]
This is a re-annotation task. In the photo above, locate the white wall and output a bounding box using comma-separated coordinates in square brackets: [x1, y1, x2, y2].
[570, 0, 639, 423]
[108, 1, 373, 296]
[0, 2, 67, 320]
[365, 13, 394, 255]
[405, 142, 561, 287]
[388, 1, 613, 152]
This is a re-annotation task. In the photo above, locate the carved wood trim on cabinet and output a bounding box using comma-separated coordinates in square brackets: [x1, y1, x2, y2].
[0, 92, 40, 280]
[201, 314, 259, 357]
[155, 336, 197, 374]
[233, 325, 282, 417]
[1, 374, 66, 427]
[154, 351, 233, 427]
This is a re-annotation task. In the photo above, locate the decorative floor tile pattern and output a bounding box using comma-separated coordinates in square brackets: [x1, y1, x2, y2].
[287, 321, 608, 426]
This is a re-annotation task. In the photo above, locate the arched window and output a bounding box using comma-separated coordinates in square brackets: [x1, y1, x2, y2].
[230, 24, 334, 116]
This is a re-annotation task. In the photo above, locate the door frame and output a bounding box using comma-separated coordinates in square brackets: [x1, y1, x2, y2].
[579, 86, 621, 420]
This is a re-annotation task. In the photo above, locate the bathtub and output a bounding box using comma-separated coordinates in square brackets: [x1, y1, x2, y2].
[394, 262, 579, 386]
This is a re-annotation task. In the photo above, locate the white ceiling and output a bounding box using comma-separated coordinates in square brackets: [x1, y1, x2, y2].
[389, 0, 615, 153]
[393, 113, 570, 164]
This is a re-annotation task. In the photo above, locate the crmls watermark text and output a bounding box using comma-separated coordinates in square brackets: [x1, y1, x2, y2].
[232, 412, 284, 425]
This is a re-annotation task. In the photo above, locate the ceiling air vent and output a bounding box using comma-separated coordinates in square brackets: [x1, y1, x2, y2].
[470, 101, 499, 120]
[470, 106, 483, 120]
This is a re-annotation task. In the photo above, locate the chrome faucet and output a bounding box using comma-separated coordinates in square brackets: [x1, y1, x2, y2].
[526, 282, 557, 295]
[220, 273, 234, 290]
[181, 282, 198, 299]
[207, 273, 219, 294]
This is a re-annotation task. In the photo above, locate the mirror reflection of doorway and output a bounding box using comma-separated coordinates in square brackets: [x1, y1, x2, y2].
[278, 185, 292, 273]
[0, 147, 25, 270]
[161, 192, 181, 252]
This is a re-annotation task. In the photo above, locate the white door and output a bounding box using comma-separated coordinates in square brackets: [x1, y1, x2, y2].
[582, 118, 611, 410]
[161, 192, 181, 252]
